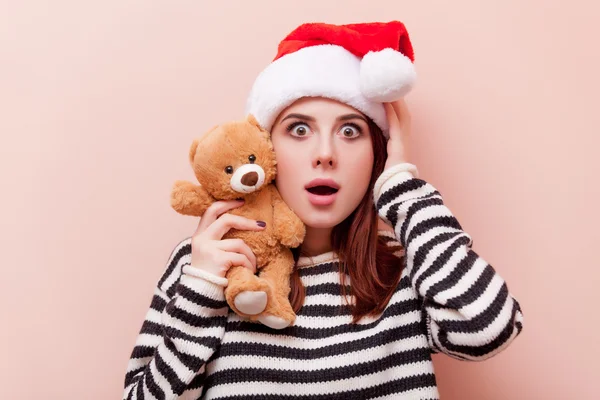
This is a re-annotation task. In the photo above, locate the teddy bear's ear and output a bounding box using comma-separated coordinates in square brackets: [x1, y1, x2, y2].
[188, 124, 219, 165]
[246, 114, 271, 142]
[246, 114, 261, 129]
[188, 138, 200, 166]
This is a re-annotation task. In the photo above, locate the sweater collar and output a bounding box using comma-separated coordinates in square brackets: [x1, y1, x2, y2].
[297, 251, 339, 268]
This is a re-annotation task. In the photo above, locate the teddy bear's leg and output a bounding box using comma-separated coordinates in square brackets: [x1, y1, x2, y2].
[225, 266, 272, 316]
[254, 249, 297, 329]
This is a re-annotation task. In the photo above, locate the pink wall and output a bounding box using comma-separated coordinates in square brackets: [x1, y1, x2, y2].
[1, 1, 597, 398]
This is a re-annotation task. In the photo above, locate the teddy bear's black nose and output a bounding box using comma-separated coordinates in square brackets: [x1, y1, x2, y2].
[241, 171, 259, 186]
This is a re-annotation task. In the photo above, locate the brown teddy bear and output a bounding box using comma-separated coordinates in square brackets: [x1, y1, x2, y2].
[170, 114, 306, 329]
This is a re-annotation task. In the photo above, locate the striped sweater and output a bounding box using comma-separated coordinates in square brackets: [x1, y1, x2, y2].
[123, 165, 524, 399]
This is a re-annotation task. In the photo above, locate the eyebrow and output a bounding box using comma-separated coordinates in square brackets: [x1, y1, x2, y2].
[338, 113, 368, 124]
[281, 113, 316, 123]
[280, 113, 368, 124]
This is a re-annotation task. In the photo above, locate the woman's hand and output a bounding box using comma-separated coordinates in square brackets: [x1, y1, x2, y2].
[190, 200, 266, 278]
[383, 99, 412, 171]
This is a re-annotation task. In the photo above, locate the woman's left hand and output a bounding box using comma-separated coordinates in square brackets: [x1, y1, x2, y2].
[383, 99, 412, 171]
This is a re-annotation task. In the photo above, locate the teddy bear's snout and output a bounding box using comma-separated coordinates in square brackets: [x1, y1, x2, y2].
[241, 172, 259, 186]
[230, 163, 266, 194]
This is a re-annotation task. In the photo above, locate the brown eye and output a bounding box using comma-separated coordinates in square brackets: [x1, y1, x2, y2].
[287, 122, 311, 137]
[248, 154, 256, 163]
[225, 166, 233, 174]
[340, 124, 360, 138]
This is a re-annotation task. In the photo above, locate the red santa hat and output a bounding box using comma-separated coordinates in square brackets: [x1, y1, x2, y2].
[245, 21, 416, 137]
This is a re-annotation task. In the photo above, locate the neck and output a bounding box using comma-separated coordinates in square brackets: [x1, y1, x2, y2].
[299, 226, 333, 257]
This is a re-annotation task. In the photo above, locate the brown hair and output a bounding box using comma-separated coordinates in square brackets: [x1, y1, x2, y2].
[289, 118, 404, 324]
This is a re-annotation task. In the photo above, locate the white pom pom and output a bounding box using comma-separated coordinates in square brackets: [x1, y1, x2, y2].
[360, 48, 416, 102]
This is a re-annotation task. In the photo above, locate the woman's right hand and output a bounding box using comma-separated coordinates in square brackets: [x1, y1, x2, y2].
[190, 199, 266, 278]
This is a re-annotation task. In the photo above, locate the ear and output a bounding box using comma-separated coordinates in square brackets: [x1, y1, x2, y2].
[246, 113, 261, 129]
[188, 138, 200, 166]
[189, 124, 219, 165]
[246, 113, 272, 142]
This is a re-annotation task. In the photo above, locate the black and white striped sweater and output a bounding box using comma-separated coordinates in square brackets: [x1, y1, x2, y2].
[123, 165, 524, 399]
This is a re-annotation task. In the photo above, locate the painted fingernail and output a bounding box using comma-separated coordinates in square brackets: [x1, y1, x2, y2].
[256, 221, 266, 227]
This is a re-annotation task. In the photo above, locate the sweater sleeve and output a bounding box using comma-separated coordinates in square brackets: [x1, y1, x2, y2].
[374, 163, 524, 361]
[122, 237, 229, 399]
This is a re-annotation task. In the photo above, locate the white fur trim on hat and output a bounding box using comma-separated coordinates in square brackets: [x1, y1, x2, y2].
[246, 45, 392, 136]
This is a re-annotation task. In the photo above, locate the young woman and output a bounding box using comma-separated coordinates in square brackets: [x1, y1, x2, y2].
[122, 21, 524, 399]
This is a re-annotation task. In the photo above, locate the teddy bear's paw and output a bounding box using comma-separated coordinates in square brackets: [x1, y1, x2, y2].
[280, 234, 304, 248]
[257, 314, 293, 330]
[234, 291, 268, 315]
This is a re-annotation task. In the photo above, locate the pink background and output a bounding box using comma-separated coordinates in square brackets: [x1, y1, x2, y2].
[1, 1, 597, 399]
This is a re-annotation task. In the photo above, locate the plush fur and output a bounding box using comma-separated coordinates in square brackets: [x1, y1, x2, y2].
[246, 44, 391, 136]
[245, 21, 417, 138]
[170, 114, 306, 329]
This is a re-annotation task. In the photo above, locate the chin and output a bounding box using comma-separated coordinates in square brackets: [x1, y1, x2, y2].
[303, 218, 338, 229]
[300, 210, 351, 229]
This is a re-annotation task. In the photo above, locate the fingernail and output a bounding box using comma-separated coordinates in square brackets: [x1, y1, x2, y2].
[256, 221, 266, 227]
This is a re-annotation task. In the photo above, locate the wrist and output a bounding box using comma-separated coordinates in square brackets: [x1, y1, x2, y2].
[373, 162, 419, 202]
[182, 264, 229, 287]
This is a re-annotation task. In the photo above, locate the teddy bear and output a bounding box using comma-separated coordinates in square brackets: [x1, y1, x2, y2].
[170, 114, 306, 330]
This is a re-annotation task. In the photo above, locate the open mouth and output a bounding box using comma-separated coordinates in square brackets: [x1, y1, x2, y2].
[306, 186, 339, 196]
[305, 179, 340, 206]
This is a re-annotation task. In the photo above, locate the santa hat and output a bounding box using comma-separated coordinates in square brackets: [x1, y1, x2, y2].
[245, 21, 416, 137]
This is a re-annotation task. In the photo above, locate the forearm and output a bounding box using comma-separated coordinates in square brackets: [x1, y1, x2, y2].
[123, 240, 229, 399]
[374, 164, 524, 360]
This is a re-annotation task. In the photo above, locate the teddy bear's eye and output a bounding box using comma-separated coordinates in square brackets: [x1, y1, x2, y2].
[248, 154, 256, 163]
[224, 166, 234, 174]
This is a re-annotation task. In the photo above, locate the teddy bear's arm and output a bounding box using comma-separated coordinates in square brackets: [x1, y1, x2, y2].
[170, 180, 215, 217]
[270, 186, 305, 248]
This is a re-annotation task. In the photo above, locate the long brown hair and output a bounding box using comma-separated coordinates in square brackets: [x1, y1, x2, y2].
[289, 118, 404, 324]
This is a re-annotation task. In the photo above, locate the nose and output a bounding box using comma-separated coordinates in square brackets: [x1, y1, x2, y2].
[241, 171, 258, 186]
[313, 136, 336, 168]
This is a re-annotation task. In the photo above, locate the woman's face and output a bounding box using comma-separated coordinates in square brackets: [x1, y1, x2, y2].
[270, 97, 375, 229]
